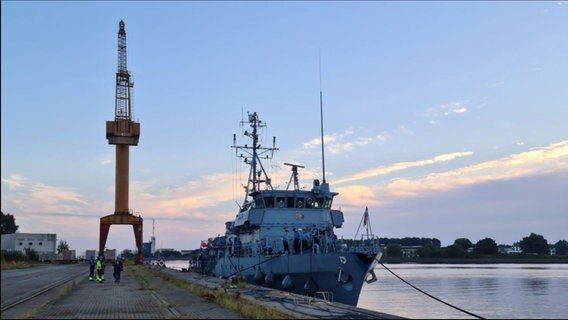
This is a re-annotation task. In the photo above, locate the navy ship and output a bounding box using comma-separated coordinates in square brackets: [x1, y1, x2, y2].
[201, 111, 382, 306]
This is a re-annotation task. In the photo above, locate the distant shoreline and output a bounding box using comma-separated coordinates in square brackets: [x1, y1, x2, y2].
[381, 256, 568, 264]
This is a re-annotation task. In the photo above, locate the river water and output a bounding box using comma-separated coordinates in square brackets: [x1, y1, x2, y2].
[165, 261, 568, 319]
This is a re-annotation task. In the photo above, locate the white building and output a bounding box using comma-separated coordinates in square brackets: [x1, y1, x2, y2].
[150, 235, 156, 255]
[1, 233, 57, 255]
[498, 243, 523, 254]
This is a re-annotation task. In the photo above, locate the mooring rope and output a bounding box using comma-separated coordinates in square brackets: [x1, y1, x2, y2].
[378, 260, 485, 319]
[227, 254, 281, 278]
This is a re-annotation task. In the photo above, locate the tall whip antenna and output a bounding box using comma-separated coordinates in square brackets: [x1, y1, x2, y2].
[319, 50, 327, 183]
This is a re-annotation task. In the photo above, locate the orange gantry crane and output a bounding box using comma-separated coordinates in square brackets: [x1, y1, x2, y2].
[100, 20, 143, 264]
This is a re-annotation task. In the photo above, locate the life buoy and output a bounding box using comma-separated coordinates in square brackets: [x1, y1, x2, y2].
[158, 260, 165, 267]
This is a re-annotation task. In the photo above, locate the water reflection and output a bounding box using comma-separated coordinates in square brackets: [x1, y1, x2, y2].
[477, 277, 498, 295]
[359, 264, 568, 319]
[521, 278, 550, 296]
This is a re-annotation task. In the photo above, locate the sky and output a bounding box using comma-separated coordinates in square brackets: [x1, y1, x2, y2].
[2, 1, 567, 256]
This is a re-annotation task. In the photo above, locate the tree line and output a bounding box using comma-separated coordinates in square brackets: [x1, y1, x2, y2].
[382, 234, 568, 258]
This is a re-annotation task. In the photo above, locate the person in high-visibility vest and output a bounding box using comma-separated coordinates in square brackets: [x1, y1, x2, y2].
[100, 255, 106, 281]
[95, 256, 104, 283]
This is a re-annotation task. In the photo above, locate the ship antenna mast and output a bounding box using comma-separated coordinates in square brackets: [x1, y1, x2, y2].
[232, 112, 278, 206]
[319, 52, 327, 183]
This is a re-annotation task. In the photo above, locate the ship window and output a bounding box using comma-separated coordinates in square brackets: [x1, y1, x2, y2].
[296, 198, 305, 208]
[324, 198, 333, 209]
[287, 197, 295, 208]
[276, 197, 286, 208]
[29, 242, 33, 246]
[18, 242, 23, 246]
[265, 197, 274, 208]
[39, 242, 43, 246]
[255, 197, 265, 209]
[306, 197, 314, 208]
[315, 197, 324, 208]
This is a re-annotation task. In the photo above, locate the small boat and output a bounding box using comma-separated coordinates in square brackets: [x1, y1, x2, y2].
[199, 110, 382, 306]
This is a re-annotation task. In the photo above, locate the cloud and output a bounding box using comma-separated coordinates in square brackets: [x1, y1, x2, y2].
[334, 151, 474, 185]
[442, 101, 467, 115]
[335, 185, 383, 208]
[426, 100, 469, 118]
[331, 141, 568, 246]
[398, 125, 414, 135]
[373, 169, 568, 246]
[98, 153, 113, 166]
[1, 174, 25, 189]
[1, 175, 89, 213]
[302, 129, 387, 155]
[337, 141, 568, 204]
[130, 172, 241, 219]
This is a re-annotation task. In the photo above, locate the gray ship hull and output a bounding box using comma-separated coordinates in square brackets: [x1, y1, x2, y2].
[214, 250, 381, 306]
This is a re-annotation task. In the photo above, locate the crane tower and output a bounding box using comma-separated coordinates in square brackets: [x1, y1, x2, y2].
[100, 20, 143, 264]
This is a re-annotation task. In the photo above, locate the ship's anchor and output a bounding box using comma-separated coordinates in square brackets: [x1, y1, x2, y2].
[365, 270, 377, 284]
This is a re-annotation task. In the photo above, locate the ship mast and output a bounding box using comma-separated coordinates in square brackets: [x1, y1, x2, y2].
[319, 53, 329, 189]
[232, 112, 278, 206]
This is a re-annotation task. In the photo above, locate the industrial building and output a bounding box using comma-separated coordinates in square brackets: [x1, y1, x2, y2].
[1, 233, 57, 255]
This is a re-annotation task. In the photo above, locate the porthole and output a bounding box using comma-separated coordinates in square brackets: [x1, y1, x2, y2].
[28, 242, 33, 246]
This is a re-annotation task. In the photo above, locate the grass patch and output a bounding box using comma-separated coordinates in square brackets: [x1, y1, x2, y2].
[0, 260, 37, 270]
[58, 280, 77, 296]
[129, 265, 153, 290]
[134, 265, 291, 319]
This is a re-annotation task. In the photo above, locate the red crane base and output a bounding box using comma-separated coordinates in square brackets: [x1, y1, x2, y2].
[99, 213, 143, 264]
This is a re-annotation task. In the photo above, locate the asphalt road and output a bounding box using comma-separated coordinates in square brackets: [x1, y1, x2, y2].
[1, 263, 86, 310]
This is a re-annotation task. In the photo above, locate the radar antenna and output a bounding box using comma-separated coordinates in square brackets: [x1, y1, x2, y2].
[284, 163, 305, 191]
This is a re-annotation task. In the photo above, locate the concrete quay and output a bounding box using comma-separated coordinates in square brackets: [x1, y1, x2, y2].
[158, 266, 403, 319]
[16, 264, 402, 319]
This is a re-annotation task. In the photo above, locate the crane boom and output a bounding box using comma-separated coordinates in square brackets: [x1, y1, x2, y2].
[115, 20, 133, 121]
